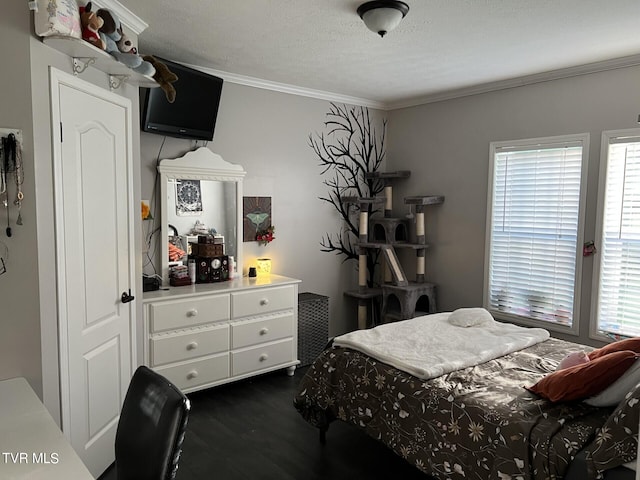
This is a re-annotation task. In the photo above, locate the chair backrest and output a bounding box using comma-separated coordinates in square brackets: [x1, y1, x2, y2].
[115, 366, 190, 480]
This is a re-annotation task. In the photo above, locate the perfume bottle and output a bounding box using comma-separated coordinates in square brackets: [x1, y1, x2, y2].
[228, 255, 235, 279]
[188, 259, 196, 284]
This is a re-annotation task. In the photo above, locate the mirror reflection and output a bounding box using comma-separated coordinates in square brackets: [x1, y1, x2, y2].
[167, 179, 238, 268]
[157, 147, 245, 286]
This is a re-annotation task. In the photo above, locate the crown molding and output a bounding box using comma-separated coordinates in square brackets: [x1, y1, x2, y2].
[184, 64, 388, 111]
[90, 0, 148, 35]
[386, 53, 640, 110]
[176, 53, 640, 112]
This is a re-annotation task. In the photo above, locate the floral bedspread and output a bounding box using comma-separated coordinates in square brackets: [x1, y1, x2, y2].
[293, 337, 638, 480]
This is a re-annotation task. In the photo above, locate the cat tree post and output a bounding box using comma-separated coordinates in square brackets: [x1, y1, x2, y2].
[342, 196, 385, 329]
[416, 248, 426, 283]
[357, 246, 368, 329]
[365, 171, 410, 217]
[405, 196, 445, 283]
[357, 202, 369, 326]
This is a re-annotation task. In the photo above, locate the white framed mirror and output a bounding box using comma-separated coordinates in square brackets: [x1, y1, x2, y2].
[158, 147, 246, 285]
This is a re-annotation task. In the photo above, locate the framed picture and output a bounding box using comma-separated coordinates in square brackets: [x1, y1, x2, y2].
[243, 196, 271, 242]
[175, 179, 202, 216]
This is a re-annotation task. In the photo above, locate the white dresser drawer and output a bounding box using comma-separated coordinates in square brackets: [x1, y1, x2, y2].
[151, 324, 230, 366]
[155, 354, 229, 391]
[231, 285, 295, 318]
[231, 339, 294, 376]
[143, 276, 300, 393]
[150, 295, 230, 332]
[231, 313, 294, 349]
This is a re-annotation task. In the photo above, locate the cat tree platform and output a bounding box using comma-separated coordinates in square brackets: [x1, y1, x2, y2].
[382, 282, 437, 323]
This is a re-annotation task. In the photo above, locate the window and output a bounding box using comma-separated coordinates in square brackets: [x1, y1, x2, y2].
[484, 134, 588, 330]
[592, 130, 640, 338]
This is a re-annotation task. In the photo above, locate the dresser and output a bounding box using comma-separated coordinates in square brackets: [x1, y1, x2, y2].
[142, 275, 300, 393]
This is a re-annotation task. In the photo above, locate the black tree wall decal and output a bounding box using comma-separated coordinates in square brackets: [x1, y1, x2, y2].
[309, 103, 386, 287]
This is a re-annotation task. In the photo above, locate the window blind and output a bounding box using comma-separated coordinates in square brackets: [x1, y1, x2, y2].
[487, 142, 584, 326]
[596, 139, 640, 336]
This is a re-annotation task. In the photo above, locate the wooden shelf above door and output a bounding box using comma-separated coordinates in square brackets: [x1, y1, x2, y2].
[43, 35, 159, 89]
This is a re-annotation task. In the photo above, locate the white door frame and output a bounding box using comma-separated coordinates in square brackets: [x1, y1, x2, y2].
[48, 67, 137, 437]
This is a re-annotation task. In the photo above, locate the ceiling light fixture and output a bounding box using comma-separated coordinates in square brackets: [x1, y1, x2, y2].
[357, 0, 410, 38]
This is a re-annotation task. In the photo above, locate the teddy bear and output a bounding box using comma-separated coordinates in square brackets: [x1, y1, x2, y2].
[90, 4, 155, 77]
[79, 3, 105, 50]
[143, 55, 179, 103]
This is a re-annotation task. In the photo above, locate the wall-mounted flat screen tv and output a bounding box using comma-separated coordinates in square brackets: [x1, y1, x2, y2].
[141, 58, 223, 141]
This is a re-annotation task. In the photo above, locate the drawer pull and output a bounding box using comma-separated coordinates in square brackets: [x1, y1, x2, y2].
[186, 341, 198, 351]
[259, 298, 269, 306]
[259, 327, 269, 336]
[186, 370, 199, 380]
[259, 353, 269, 362]
[186, 309, 198, 317]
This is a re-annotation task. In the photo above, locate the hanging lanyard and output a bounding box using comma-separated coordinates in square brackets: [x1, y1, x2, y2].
[1, 136, 9, 237]
[10, 134, 24, 225]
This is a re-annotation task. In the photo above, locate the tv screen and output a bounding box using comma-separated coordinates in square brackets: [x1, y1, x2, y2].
[141, 58, 223, 141]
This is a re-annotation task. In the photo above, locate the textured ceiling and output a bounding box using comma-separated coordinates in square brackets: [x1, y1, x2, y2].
[120, 0, 640, 108]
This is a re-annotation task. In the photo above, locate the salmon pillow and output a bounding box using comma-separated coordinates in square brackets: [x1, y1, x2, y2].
[527, 350, 638, 402]
[588, 337, 640, 360]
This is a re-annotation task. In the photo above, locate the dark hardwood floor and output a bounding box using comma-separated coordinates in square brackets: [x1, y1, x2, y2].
[100, 367, 431, 480]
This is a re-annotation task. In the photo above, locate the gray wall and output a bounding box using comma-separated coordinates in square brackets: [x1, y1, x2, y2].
[387, 65, 640, 346]
[0, 3, 144, 422]
[140, 84, 370, 335]
[0, 2, 40, 395]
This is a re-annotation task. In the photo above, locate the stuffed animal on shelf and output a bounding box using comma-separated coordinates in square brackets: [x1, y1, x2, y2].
[143, 55, 179, 103]
[79, 3, 105, 50]
[92, 4, 155, 77]
[94, 3, 123, 54]
[116, 27, 137, 55]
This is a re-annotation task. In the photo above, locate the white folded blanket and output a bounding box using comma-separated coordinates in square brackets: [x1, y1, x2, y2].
[333, 311, 550, 380]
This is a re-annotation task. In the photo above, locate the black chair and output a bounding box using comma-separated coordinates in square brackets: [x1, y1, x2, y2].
[114, 366, 190, 480]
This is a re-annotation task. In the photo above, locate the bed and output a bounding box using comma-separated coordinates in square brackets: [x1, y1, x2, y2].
[293, 311, 639, 480]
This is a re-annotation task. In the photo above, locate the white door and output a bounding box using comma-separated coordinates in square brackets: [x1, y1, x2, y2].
[50, 69, 135, 478]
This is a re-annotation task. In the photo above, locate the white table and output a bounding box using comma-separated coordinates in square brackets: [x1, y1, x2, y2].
[0, 377, 94, 479]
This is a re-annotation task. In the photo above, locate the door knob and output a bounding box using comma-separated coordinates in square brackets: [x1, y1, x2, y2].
[121, 289, 135, 304]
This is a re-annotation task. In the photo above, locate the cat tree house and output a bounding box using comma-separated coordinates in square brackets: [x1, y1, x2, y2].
[344, 171, 444, 328]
